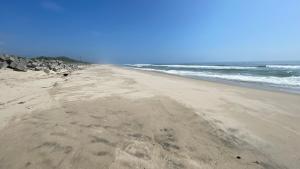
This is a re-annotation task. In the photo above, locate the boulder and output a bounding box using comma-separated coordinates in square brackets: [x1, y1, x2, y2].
[6, 56, 16, 64]
[27, 61, 39, 68]
[53, 66, 61, 72]
[34, 67, 43, 71]
[57, 60, 63, 65]
[0, 55, 5, 62]
[43, 69, 50, 74]
[9, 60, 27, 72]
[0, 61, 8, 69]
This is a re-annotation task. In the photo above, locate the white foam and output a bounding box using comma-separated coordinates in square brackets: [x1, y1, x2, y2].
[158, 65, 258, 69]
[129, 64, 257, 69]
[266, 65, 300, 69]
[135, 68, 300, 87]
[125, 64, 152, 67]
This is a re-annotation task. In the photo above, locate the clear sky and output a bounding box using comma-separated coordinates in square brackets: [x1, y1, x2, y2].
[0, 0, 299, 63]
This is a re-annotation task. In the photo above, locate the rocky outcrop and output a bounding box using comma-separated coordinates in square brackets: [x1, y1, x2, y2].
[0, 54, 85, 73]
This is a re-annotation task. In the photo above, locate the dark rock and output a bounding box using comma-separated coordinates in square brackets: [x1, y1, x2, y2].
[52, 66, 60, 71]
[34, 67, 43, 71]
[63, 73, 69, 77]
[6, 56, 16, 64]
[48, 64, 56, 70]
[43, 69, 50, 74]
[27, 61, 39, 68]
[0, 56, 5, 62]
[0, 54, 14, 63]
[9, 60, 27, 72]
[0, 61, 8, 69]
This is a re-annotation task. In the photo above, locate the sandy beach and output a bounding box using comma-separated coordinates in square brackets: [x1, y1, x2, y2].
[0, 65, 299, 169]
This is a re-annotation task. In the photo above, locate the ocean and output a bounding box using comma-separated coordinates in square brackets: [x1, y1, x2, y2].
[124, 62, 300, 93]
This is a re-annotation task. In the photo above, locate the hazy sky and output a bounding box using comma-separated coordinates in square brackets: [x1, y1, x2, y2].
[0, 0, 299, 63]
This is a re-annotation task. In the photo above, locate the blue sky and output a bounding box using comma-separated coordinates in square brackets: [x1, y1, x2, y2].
[0, 0, 299, 63]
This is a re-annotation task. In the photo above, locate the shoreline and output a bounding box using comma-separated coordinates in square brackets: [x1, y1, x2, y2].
[0, 65, 299, 169]
[122, 65, 300, 96]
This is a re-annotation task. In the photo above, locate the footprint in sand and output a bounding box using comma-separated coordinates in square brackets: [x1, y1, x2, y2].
[123, 141, 152, 160]
[33, 141, 73, 154]
[154, 128, 180, 151]
[89, 135, 116, 147]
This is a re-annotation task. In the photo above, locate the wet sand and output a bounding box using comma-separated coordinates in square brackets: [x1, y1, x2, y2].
[0, 65, 299, 169]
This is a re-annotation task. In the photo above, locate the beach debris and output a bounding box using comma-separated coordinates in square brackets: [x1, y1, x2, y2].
[18, 101, 25, 104]
[236, 156, 241, 159]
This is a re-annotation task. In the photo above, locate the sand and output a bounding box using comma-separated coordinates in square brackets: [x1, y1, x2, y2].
[0, 65, 299, 169]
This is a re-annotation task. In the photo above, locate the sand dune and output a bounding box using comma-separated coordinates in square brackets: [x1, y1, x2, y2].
[0, 65, 299, 169]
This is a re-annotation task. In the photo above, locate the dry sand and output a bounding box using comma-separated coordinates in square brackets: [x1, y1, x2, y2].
[0, 65, 299, 169]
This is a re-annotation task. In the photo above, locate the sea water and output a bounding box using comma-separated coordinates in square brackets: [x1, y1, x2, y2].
[125, 61, 300, 93]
